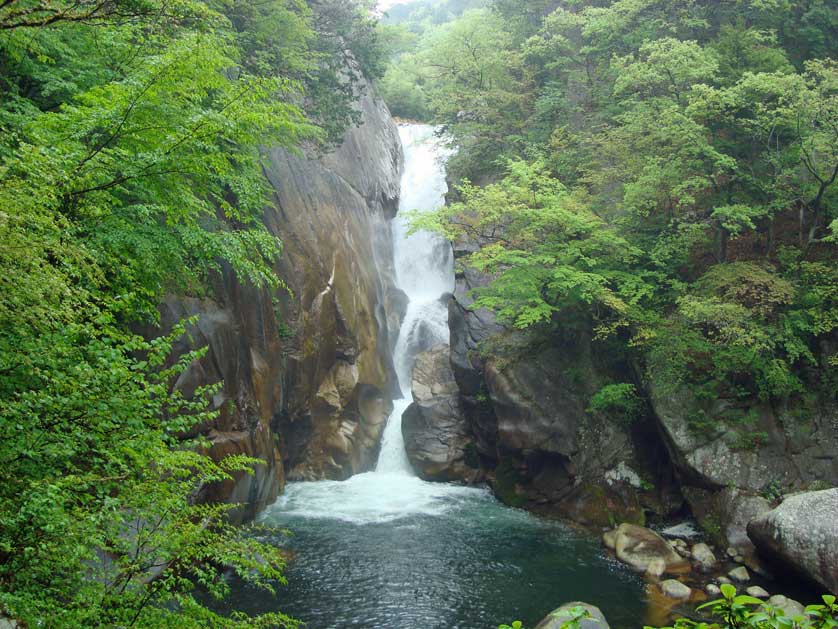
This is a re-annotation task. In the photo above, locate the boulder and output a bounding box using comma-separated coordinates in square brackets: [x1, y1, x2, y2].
[646, 557, 666, 578]
[691, 543, 717, 572]
[401, 345, 481, 482]
[767, 595, 805, 618]
[613, 523, 689, 573]
[535, 602, 610, 629]
[660, 579, 692, 600]
[747, 489, 838, 593]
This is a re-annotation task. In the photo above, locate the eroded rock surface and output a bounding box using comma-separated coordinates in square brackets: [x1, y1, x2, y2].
[158, 84, 404, 519]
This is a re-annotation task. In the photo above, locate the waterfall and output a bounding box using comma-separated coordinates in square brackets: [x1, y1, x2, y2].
[266, 123, 479, 525]
[375, 124, 453, 474]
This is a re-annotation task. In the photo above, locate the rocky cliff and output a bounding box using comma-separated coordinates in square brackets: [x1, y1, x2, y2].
[160, 85, 403, 522]
[402, 243, 682, 527]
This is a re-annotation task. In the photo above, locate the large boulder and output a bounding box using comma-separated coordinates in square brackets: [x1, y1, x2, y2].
[747, 489, 838, 593]
[612, 523, 690, 574]
[535, 602, 610, 629]
[402, 345, 481, 482]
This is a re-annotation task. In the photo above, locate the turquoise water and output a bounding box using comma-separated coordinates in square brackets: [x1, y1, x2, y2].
[220, 476, 651, 629]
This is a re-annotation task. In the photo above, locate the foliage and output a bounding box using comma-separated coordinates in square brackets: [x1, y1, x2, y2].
[396, 0, 837, 414]
[0, 0, 385, 624]
[650, 585, 838, 629]
[588, 383, 643, 422]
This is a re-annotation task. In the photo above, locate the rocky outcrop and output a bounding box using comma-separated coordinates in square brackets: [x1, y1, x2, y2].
[649, 378, 838, 555]
[160, 83, 404, 519]
[402, 344, 481, 482]
[535, 602, 610, 629]
[440, 240, 682, 525]
[747, 489, 838, 593]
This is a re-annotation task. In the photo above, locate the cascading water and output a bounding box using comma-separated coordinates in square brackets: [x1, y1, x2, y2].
[224, 125, 651, 629]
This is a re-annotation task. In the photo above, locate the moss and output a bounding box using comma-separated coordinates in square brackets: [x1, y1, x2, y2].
[493, 458, 526, 508]
[463, 442, 480, 469]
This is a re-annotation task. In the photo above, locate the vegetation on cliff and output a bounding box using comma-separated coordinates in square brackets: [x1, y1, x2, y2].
[0, 0, 387, 625]
[390, 0, 837, 432]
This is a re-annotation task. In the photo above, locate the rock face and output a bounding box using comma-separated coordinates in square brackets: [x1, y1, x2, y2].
[747, 489, 838, 593]
[535, 602, 610, 629]
[437, 238, 684, 524]
[159, 83, 404, 520]
[650, 378, 838, 553]
[611, 523, 689, 574]
[402, 345, 481, 481]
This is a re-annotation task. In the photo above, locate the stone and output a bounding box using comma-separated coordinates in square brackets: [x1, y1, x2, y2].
[691, 543, 717, 571]
[613, 523, 690, 573]
[746, 586, 770, 599]
[728, 566, 750, 582]
[727, 547, 738, 558]
[535, 602, 610, 629]
[706, 584, 721, 597]
[602, 529, 617, 550]
[660, 579, 692, 600]
[646, 557, 666, 578]
[734, 555, 744, 564]
[747, 489, 838, 593]
[767, 595, 805, 618]
[717, 576, 731, 585]
[401, 345, 481, 482]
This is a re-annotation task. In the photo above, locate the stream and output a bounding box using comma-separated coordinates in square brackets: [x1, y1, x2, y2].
[223, 125, 653, 628]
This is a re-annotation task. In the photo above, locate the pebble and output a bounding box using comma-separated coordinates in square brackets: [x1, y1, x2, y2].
[717, 576, 732, 585]
[706, 584, 721, 597]
[728, 566, 750, 582]
[726, 547, 738, 558]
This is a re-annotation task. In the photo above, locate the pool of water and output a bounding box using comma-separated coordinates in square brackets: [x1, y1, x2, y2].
[219, 472, 653, 629]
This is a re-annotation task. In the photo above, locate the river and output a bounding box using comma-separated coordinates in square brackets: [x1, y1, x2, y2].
[223, 125, 652, 628]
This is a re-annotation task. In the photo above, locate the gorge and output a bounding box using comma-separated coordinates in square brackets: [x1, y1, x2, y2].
[1, 0, 836, 627]
[219, 124, 651, 629]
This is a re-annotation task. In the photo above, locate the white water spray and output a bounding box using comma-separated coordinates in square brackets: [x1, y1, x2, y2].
[265, 124, 485, 524]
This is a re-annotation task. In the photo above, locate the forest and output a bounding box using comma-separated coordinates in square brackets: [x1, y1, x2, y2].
[1, 0, 836, 626]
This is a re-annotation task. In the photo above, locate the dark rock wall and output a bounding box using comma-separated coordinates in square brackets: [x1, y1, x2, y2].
[163, 86, 403, 521]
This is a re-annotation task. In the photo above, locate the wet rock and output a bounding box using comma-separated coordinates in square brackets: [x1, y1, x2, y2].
[691, 543, 717, 572]
[767, 595, 805, 618]
[660, 579, 692, 600]
[646, 558, 667, 578]
[706, 584, 721, 597]
[746, 586, 769, 599]
[402, 345, 481, 482]
[747, 489, 838, 593]
[717, 576, 732, 585]
[613, 523, 690, 573]
[535, 602, 610, 629]
[728, 566, 750, 582]
[602, 529, 617, 550]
